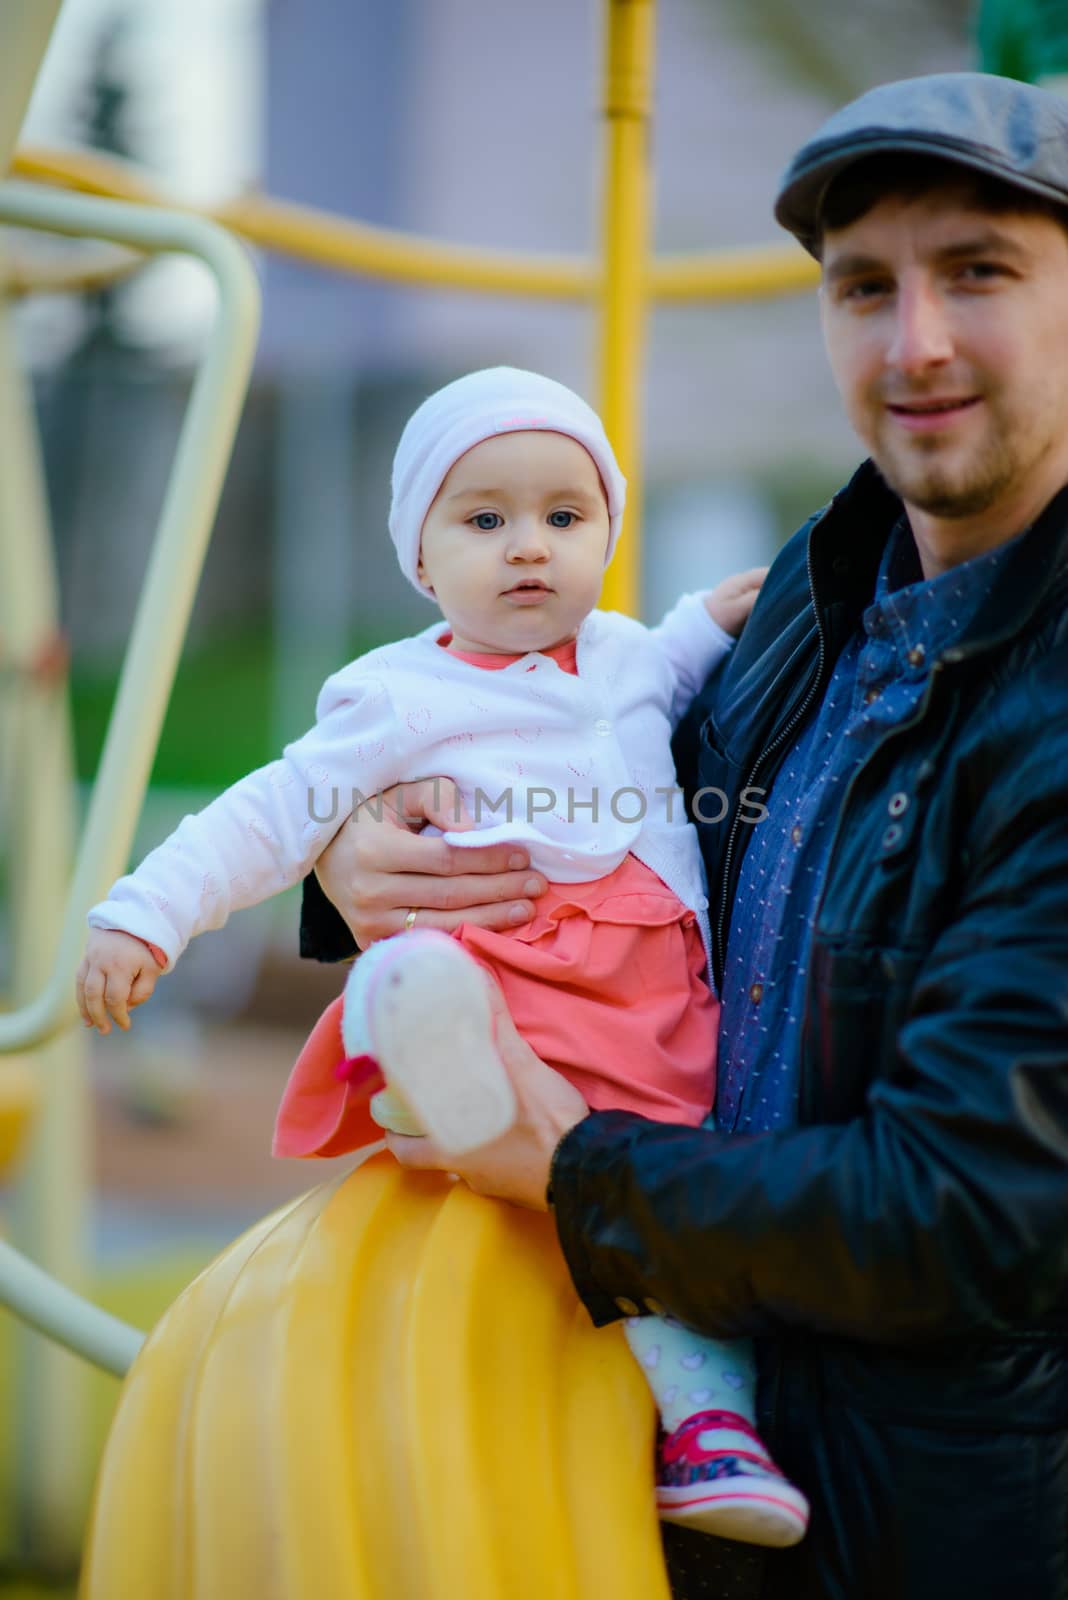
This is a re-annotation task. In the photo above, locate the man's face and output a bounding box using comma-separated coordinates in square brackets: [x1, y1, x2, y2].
[820, 186, 1068, 528]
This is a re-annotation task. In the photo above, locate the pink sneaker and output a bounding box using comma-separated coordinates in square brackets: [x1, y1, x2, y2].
[655, 1409, 809, 1547]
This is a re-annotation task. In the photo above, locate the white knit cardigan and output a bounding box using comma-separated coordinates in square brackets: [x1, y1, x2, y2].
[89, 594, 731, 970]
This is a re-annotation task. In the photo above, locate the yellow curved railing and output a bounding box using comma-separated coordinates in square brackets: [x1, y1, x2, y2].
[10, 131, 817, 620]
[10, 144, 817, 307]
[11, 118, 817, 619]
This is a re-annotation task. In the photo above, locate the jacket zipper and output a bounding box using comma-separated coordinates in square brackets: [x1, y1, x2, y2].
[713, 530, 828, 989]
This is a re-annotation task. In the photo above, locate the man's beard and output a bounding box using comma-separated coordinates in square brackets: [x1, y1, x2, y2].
[870, 416, 1022, 520]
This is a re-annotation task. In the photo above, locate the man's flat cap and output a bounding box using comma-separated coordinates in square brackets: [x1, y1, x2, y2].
[776, 72, 1068, 256]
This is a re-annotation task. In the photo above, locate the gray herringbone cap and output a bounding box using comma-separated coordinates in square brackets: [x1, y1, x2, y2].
[776, 72, 1068, 257]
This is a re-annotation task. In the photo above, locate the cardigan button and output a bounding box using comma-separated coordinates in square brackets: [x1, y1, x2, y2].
[615, 1297, 640, 1317]
[644, 1298, 667, 1316]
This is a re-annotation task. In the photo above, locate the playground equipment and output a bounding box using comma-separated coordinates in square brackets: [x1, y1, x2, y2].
[80, 1155, 670, 1599]
[0, 0, 818, 1583]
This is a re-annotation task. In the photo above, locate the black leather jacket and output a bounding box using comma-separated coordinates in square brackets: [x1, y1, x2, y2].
[550, 461, 1068, 1600]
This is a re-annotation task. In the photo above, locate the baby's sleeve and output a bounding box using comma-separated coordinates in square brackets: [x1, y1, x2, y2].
[86, 670, 399, 970]
[648, 592, 733, 728]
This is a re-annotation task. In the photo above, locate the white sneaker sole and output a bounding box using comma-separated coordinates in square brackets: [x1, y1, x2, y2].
[657, 1479, 809, 1547]
[363, 936, 518, 1156]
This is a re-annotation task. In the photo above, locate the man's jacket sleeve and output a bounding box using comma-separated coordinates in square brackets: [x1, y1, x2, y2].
[299, 871, 357, 962]
[551, 718, 1068, 1344]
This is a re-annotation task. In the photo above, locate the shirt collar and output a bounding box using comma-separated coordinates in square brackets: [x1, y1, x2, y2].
[862, 516, 1022, 668]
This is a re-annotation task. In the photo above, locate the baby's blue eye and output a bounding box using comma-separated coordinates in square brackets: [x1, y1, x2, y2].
[548, 511, 576, 528]
[471, 512, 503, 531]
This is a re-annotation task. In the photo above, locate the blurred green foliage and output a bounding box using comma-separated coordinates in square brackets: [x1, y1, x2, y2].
[69, 625, 397, 790]
[71, 628, 273, 789]
[977, 0, 1068, 80]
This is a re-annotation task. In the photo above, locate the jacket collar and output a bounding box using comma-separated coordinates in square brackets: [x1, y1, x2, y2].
[809, 459, 1068, 663]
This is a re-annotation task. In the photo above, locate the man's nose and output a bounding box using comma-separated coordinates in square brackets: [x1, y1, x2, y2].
[886, 279, 954, 373]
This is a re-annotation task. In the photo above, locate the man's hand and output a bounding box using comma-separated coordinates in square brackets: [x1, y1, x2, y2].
[76, 929, 163, 1035]
[704, 566, 769, 638]
[385, 981, 588, 1210]
[315, 777, 548, 949]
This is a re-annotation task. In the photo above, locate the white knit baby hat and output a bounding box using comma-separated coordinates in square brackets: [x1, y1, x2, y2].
[388, 366, 627, 597]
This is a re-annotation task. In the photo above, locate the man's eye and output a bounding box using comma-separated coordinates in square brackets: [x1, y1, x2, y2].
[842, 279, 890, 303]
[958, 261, 1006, 283]
[548, 511, 576, 528]
[470, 512, 503, 531]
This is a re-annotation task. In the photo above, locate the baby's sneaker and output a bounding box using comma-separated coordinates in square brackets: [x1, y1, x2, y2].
[339, 929, 517, 1155]
[655, 1408, 809, 1547]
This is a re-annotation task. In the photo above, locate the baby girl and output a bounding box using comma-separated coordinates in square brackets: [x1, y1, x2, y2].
[77, 367, 808, 1547]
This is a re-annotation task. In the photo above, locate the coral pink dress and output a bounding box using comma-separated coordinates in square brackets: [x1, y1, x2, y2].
[273, 637, 719, 1159]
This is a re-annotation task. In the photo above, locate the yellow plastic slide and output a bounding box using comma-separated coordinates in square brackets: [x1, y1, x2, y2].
[80, 1152, 669, 1598]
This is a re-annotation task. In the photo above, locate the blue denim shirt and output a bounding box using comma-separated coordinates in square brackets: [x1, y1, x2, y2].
[715, 519, 1019, 1136]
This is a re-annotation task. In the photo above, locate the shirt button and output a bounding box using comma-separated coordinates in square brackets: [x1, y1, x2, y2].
[888, 792, 909, 817]
[907, 643, 926, 668]
[615, 1297, 640, 1317]
[882, 823, 903, 849]
[697, 894, 709, 910]
[749, 981, 764, 1004]
[594, 718, 612, 737]
[864, 686, 882, 705]
[790, 824, 803, 845]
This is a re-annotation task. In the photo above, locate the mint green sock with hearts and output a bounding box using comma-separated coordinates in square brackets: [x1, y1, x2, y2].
[623, 1315, 758, 1433]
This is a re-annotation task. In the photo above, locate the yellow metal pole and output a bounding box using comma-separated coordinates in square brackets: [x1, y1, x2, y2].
[12, 147, 594, 301]
[598, 0, 655, 617]
[0, 268, 91, 1571]
[13, 144, 822, 305]
[652, 244, 819, 302]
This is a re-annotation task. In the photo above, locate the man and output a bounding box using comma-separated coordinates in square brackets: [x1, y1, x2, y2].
[302, 74, 1068, 1599]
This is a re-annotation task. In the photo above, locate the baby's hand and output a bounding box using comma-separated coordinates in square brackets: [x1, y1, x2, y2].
[76, 929, 163, 1035]
[704, 566, 769, 638]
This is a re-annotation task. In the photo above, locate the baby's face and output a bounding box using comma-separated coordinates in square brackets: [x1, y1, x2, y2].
[417, 430, 611, 655]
